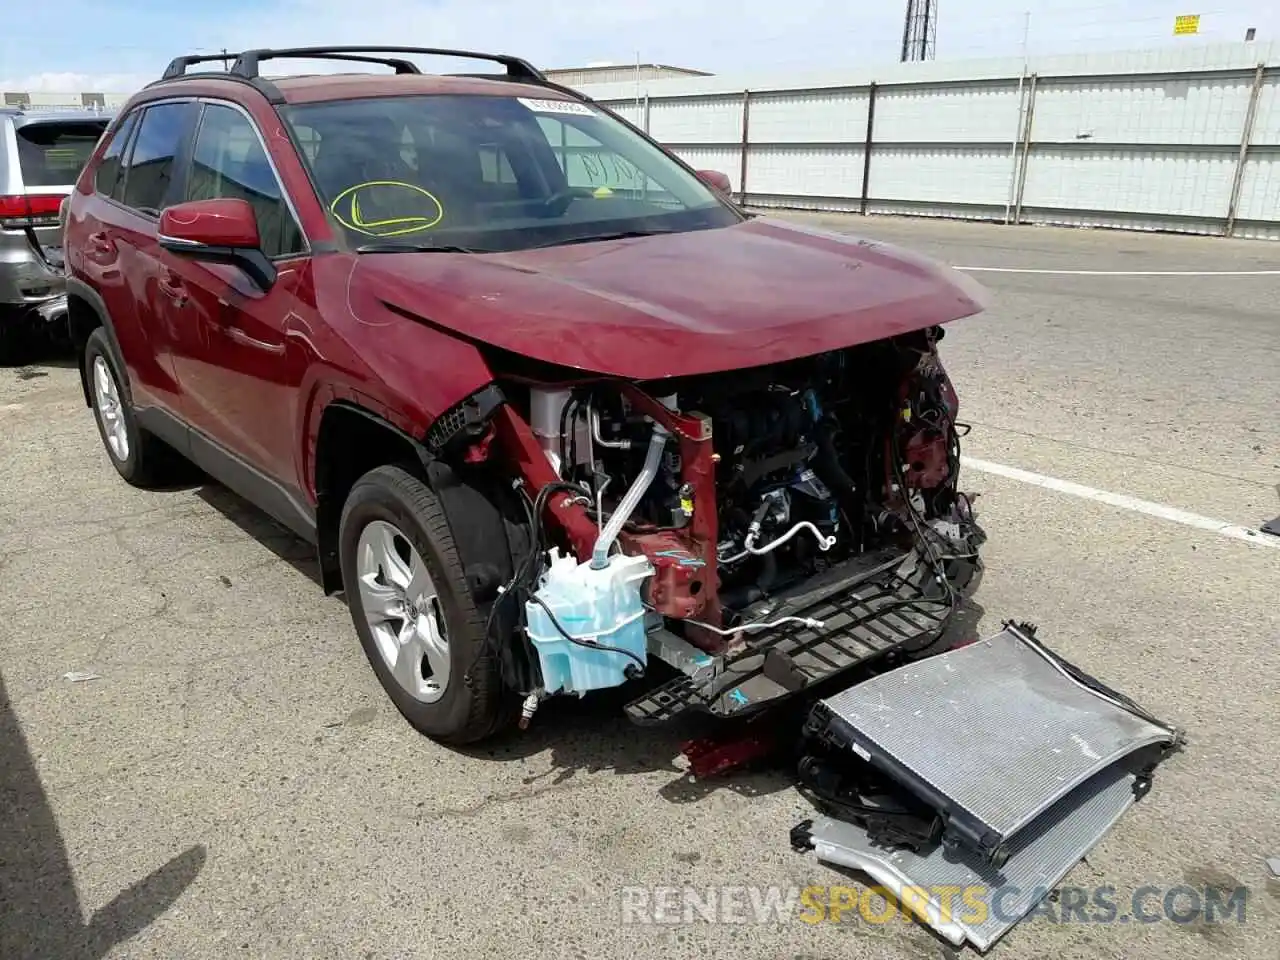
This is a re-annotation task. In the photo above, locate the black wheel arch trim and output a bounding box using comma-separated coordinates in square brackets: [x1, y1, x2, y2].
[316, 402, 531, 670]
[317, 402, 524, 582]
[66, 276, 127, 408]
[422, 455, 538, 694]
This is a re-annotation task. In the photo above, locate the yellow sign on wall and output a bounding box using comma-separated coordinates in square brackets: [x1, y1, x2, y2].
[1174, 14, 1200, 35]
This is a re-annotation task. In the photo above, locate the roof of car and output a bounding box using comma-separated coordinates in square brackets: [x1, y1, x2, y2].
[140, 71, 576, 107]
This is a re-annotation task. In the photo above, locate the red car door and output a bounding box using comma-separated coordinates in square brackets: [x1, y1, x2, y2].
[155, 101, 316, 532]
[70, 102, 200, 416]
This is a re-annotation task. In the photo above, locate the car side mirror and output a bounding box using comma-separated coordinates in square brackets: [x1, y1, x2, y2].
[696, 169, 733, 196]
[158, 198, 276, 291]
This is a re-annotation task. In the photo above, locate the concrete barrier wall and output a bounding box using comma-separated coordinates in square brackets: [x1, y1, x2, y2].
[578, 42, 1280, 240]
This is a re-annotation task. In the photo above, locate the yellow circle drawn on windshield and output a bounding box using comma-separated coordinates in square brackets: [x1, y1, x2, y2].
[329, 181, 444, 237]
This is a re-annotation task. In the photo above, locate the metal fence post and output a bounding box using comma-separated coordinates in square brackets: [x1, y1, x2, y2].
[1004, 69, 1029, 223]
[1012, 73, 1039, 225]
[1225, 63, 1266, 238]
[738, 90, 751, 205]
[860, 82, 878, 215]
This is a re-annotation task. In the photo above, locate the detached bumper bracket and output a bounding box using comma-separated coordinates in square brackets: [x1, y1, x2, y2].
[624, 550, 951, 725]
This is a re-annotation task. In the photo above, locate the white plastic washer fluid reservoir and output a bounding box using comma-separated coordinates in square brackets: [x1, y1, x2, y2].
[525, 548, 653, 696]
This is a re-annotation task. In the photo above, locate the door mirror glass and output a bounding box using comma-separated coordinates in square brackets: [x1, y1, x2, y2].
[159, 198, 275, 290]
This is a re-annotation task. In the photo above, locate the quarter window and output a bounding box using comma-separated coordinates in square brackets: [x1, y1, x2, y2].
[94, 110, 139, 199]
[121, 102, 198, 215]
[186, 103, 304, 259]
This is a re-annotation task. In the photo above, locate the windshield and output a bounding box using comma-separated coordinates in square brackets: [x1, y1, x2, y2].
[281, 94, 740, 253]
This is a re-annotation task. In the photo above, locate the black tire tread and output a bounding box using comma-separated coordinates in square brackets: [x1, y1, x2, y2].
[343, 464, 511, 744]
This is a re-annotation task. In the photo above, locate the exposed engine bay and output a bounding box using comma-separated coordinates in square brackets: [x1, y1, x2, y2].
[465, 326, 985, 722]
[566, 325, 977, 624]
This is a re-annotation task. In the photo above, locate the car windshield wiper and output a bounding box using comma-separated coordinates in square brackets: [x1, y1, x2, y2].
[524, 228, 679, 250]
[355, 241, 479, 254]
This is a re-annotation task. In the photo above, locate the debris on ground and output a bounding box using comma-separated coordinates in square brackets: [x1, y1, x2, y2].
[790, 622, 1183, 952]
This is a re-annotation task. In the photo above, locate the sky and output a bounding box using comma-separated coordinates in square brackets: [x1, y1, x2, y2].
[1, 0, 1277, 93]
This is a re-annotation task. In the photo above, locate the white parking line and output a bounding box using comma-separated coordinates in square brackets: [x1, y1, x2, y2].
[954, 267, 1280, 276]
[961, 456, 1280, 550]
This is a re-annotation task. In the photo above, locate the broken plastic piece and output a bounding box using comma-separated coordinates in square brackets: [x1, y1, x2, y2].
[790, 819, 815, 851]
[62, 671, 102, 683]
[680, 728, 780, 778]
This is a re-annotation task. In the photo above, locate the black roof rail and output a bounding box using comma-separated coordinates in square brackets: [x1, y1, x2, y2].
[144, 69, 287, 105]
[295, 53, 422, 73]
[155, 45, 552, 105]
[161, 52, 236, 80]
[227, 46, 546, 82]
[162, 49, 425, 79]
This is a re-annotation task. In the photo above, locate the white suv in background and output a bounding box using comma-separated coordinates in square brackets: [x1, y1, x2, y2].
[0, 106, 112, 364]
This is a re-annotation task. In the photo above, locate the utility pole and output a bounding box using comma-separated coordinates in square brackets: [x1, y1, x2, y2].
[1004, 11, 1031, 223]
[634, 50, 642, 119]
[900, 0, 938, 62]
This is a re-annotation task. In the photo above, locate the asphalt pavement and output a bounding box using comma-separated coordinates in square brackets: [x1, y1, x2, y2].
[1, 213, 1277, 960]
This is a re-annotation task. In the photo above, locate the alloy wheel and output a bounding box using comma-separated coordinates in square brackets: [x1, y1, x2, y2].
[355, 519, 450, 703]
[91, 355, 130, 461]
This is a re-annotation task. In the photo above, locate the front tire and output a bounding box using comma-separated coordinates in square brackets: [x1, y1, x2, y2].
[339, 464, 510, 744]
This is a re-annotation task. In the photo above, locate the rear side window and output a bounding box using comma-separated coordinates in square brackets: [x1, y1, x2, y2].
[94, 111, 139, 199]
[121, 102, 198, 215]
[15, 120, 110, 187]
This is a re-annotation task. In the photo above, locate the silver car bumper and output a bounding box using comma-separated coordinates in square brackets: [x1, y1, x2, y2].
[0, 239, 66, 307]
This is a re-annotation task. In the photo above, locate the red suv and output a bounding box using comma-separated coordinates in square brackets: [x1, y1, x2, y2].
[64, 47, 988, 744]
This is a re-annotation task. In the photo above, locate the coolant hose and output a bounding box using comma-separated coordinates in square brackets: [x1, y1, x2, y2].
[590, 422, 670, 569]
[745, 520, 838, 556]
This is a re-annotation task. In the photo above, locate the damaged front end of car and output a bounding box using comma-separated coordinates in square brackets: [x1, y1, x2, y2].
[421, 312, 1181, 954]
[435, 323, 985, 725]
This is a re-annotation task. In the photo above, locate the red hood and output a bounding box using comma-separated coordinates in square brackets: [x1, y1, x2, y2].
[357, 217, 989, 380]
